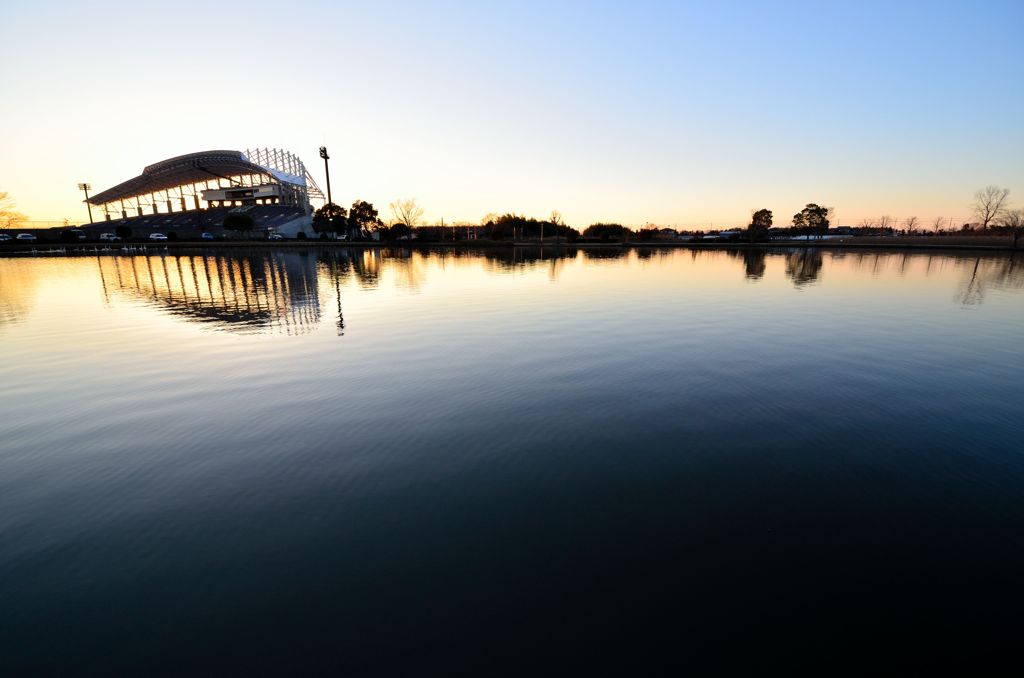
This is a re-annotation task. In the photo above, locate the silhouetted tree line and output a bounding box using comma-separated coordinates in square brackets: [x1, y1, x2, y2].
[313, 200, 383, 239]
[309, 185, 1022, 248]
[582, 223, 629, 241]
[482, 214, 580, 242]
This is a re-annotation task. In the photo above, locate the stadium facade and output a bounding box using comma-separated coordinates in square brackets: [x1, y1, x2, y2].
[84, 149, 325, 238]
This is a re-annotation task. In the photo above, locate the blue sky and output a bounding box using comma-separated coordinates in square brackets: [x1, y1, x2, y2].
[1, 0, 1021, 227]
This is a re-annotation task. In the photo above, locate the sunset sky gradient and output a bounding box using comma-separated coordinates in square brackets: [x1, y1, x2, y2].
[1, 0, 1022, 228]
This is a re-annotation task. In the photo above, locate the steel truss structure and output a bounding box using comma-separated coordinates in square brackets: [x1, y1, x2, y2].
[86, 149, 326, 221]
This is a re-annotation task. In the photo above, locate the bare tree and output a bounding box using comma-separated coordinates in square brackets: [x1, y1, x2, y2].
[972, 185, 1011, 230]
[549, 210, 563, 230]
[999, 209, 1024, 248]
[858, 218, 875, 229]
[0, 191, 27, 230]
[1000, 209, 1024, 229]
[932, 216, 945, 233]
[389, 198, 424, 228]
[904, 216, 919, 233]
[877, 215, 894, 231]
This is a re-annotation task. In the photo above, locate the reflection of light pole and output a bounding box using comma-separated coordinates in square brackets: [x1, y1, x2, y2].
[319, 147, 332, 205]
[78, 183, 93, 223]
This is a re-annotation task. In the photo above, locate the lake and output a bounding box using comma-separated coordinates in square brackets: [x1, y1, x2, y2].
[1, 246, 1023, 673]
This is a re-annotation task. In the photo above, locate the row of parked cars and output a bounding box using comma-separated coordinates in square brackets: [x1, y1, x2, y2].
[2, 231, 289, 244]
[0, 232, 221, 244]
[0, 233, 39, 243]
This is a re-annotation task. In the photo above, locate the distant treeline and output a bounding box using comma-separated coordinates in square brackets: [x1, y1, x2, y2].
[310, 186, 1023, 246]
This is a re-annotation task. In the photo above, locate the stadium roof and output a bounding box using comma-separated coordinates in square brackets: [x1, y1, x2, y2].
[87, 150, 307, 205]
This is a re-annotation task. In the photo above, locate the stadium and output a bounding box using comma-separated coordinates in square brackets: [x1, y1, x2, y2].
[82, 148, 325, 239]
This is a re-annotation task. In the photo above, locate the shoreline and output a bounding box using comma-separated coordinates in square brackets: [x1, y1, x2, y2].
[0, 238, 1020, 256]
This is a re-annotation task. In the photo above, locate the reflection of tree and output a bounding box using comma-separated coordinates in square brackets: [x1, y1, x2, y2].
[958, 258, 985, 306]
[956, 254, 1024, 306]
[785, 249, 823, 287]
[355, 249, 381, 287]
[742, 249, 766, 280]
[582, 247, 629, 262]
[388, 248, 427, 293]
[476, 245, 578, 275]
[720, 248, 766, 281]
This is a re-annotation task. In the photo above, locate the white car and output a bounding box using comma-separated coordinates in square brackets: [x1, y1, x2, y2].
[16, 233, 37, 242]
[99, 233, 120, 242]
[149, 233, 168, 241]
[0, 233, 12, 242]
[267, 233, 284, 241]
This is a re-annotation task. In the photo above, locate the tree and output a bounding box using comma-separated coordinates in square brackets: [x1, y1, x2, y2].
[315, 203, 347, 220]
[904, 216, 919, 234]
[792, 204, 830, 239]
[0, 191, 27, 230]
[547, 210, 564, 243]
[583, 223, 629, 240]
[483, 213, 561, 241]
[749, 208, 773, 241]
[389, 198, 424, 228]
[876, 215, 894, 231]
[349, 200, 380, 234]
[932, 216, 945, 233]
[972, 185, 1011, 230]
[223, 212, 255, 238]
[313, 203, 348, 235]
[387, 223, 413, 240]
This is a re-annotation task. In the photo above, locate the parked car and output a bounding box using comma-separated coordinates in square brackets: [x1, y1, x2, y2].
[149, 233, 168, 241]
[98, 233, 120, 242]
[200, 232, 214, 241]
[16, 233, 37, 242]
[0, 233, 12, 242]
[268, 233, 284, 241]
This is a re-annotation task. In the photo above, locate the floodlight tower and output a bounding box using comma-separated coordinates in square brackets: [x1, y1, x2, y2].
[319, 146, 332, 206]
[78, 183, 94, 224]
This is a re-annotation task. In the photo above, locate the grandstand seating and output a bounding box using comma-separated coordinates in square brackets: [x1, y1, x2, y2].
[88, 206, 307, 236]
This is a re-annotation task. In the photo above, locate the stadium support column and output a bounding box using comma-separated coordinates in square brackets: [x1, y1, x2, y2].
[319, 146, 332, 206]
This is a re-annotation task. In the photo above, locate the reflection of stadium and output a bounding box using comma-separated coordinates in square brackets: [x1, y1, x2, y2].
[97, 251, 326, 334]
[85, 149, 324, 238]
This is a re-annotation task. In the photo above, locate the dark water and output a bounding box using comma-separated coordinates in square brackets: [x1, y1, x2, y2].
[1, 247, 1023, 674]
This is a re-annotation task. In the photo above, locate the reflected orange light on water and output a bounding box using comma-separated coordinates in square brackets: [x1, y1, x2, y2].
[2, 248, 1022, 346]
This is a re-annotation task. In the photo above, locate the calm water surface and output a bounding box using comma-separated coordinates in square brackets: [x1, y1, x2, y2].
[1, 247, 1023, 673]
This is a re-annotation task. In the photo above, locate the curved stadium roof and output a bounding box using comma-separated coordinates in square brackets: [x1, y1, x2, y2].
[87, 150, 307, 205]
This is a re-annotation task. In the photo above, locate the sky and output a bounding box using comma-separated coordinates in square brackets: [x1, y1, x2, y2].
[1, 0, 1022, 228]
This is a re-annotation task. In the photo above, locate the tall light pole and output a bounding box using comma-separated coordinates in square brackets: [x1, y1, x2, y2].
[319, 147, 332, 206]
[78, 183, 93, 224]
